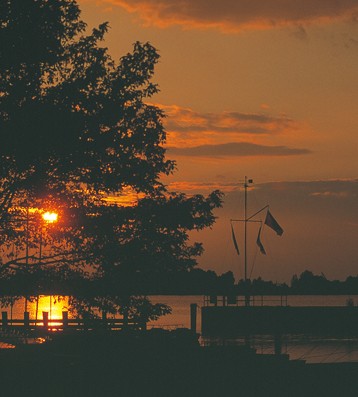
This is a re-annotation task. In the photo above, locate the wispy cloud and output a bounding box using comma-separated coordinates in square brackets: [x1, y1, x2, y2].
[106, 0, 358, 32]
[160, 104, 300, 147]
[160, 104, 310, 159]
[168, 142, 311, 158]
[163, 105, 294, 134]
[255, 180, 358, 210]
[166, 179, 358, 203]
[167, 181, 240, 193]
[310, 191, 351, 198]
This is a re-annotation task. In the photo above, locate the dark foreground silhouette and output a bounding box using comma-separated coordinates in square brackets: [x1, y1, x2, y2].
[0, 329, 357, 397]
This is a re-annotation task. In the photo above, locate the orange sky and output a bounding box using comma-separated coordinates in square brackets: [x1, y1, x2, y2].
[79, 1, 358, 281]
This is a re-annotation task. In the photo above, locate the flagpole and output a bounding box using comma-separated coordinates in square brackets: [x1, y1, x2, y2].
[244, 176, 248, 285]
[230, 178, 282, 307]
[244, 177, 252, 306]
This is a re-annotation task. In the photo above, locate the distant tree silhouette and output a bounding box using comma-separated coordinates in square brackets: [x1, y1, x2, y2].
[290, 270, 330, 294]
[0, 0, 222, 320]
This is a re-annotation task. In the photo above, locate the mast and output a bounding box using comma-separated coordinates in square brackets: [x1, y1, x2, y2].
[244, 176, 248, 283]
[231, 178, 282, 307]
[244, 176, 253, 306]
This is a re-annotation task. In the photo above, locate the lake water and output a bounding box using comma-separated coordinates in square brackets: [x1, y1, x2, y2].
[1, 294, 358, 363]
[150, 295, 358, 364]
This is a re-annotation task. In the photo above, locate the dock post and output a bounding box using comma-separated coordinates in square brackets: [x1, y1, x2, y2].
[102, 311, 107, 328]
[274, 333, 282, 355]
[83, 312, 89, 331]
[1, 311, 8, 327]
[209, 296, 217, 306]
[24, 311, 30, 329]
[190, 303, 197, 334]
[123, 312, 128, 329]
[43, 311, 49, 329]
[62, 311, 68, 329]
[244, 334, 251, 348]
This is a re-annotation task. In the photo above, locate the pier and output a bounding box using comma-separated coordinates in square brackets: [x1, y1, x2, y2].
[202, 305, 358, 336]
[200, 296, 358, 357]
[0, 310, 142, 345]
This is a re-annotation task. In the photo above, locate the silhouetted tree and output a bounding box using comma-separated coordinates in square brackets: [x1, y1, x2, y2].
[217, 271, 235, 291]
[0, 0, 222, 319]
[290, 270, 336, 294]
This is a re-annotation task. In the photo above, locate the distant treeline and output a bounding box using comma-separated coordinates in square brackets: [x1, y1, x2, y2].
[124, 269, 358, 295]
[0, 269, 357, 297]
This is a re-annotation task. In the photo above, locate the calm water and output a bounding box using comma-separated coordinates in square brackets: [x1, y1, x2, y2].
[149, 295, 358, 364]
[1, 294, 358, 363]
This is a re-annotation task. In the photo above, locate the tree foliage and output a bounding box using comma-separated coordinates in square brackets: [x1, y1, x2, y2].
[0, 0, 222, 319]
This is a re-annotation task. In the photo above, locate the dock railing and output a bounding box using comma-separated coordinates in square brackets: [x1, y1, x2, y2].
[204, 295, 288, 307]
[0, 310, 142, 333]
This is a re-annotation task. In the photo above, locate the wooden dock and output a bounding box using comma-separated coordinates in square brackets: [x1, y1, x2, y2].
[201, 305, 358, 337]
[0, 310, 142, 344]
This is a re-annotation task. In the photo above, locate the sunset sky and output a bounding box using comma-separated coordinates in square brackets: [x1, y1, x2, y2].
[79, 0, 358, 282]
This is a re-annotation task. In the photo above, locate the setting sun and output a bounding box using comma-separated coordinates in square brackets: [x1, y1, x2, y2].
[42, 211, 58, 223]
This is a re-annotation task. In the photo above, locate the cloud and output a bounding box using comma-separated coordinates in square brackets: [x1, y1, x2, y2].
[166, 178, 358, 203]
[168, 142, 311, 158]
[252, 179, 358, 214]
[310, 191, 350, 198]
[160, 104, 300, 147]
[216, 179, 358, 224]
[160, 104, 310, 157]
[163, 105, 295, 134]
[167, 181, 240, 193]
[107, 0, 358, 32]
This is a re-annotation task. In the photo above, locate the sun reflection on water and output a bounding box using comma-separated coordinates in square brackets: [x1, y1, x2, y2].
[28, 296, 69, 327]
[36, 296, 68, 318]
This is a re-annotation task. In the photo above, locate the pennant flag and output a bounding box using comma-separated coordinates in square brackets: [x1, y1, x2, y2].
[256, 226, 266, 255]
[265, 210, 284, 236]
[231, 225, 240, 256]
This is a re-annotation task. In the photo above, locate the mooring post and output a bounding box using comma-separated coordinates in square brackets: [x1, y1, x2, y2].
[209, 296, 217, 306]
[141, 321, 147, 331]
[62, 311, 68, 329]
[24, 311, 30, 329]
[43, 311, 49, 329]
[190, 303, 197, 334]
[83, 312, 89, 331]
[274, 333, 282, 355]
[102, 311, 107, 327]
[2, 311, 8, 327]
[123, 312, 128, 329]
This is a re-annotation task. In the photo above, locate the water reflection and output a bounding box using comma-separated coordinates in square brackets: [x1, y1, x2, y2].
[0, 342, 15, 349]
[1, 295, 358, 362]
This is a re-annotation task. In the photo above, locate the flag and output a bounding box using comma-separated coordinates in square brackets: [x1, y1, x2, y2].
[265, 210, 284, 236]
[231, 225, 240, 256]
[256, 226, 266, 255]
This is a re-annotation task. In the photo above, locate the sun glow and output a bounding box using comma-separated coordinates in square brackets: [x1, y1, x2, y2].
[42, 211, 58, 223]
[38, 297, 66, 320]
[36, 296, 69, 328]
